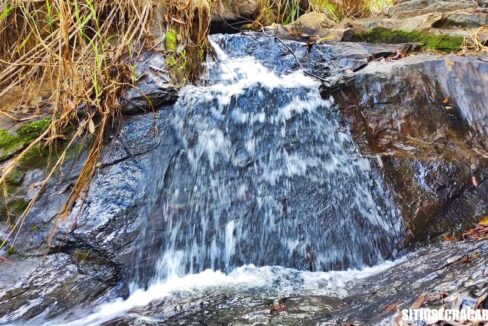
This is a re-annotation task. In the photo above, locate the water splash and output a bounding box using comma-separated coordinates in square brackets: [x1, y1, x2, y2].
[48, 260, 402, 326]
[131, 36, 403, 286]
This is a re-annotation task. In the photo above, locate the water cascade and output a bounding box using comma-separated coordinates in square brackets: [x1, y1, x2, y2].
[131, 35, 403, 287]
[47, 35, 405, 325]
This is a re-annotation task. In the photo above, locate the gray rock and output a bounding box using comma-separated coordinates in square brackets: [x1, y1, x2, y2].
[388, 0, 478, 18]
[1, 35, 488, 324]
[121, 51, 178, 115]
[333, 55, 488, 240]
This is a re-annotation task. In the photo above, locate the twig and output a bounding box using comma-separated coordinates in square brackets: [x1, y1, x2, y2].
[260, 29, 331, 86]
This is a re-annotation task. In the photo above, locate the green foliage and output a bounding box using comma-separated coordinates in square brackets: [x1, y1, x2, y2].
[10, 199, 28, 215]
[357, 27, 464, 53]
[6, 245, 15, 256]
[164, 29, 178, 52]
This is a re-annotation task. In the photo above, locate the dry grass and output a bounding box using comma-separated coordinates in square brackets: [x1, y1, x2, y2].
[256, 0, 395, 25]
[0, 0, 210, 248]
[463, 26, 488, 53]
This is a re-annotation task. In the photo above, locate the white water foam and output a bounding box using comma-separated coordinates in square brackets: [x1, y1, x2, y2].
[48, 259, 402, 326]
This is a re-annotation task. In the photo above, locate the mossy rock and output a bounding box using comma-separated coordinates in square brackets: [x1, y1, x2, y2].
[0, 118, 51, 162]
[10, 199, 29, 215]
[5, 169, 24, 186]
[16, 118, 50, 142]
[356, 27, 464, 53]
[0, 130, 24, 161]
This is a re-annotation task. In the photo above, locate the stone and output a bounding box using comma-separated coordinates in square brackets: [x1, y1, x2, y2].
[210, 0, 260, 21]
[344, 12, 444, 32]
[287, 11, 336, 35]
[1, 34, 488, 324]
[388, 0, 478, 18]
[332, 55, 488, 240]
[121, 51, 178, 115]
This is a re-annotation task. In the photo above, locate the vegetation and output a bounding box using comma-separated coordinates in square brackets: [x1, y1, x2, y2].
[356, 27, 465, 53]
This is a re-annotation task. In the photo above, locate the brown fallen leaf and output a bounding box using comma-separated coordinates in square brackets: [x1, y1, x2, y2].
[479, 215, 488, 226]
[459, 255, 471, 264]
[476, 292, 487, 309]
[270, 301, 286, 314]
[385, 302, 399, 314]
[412, 293, 426, 309]
[442, 234, 457, 242]
[472, 176, 479, 187]
[442, 97, 449, 105]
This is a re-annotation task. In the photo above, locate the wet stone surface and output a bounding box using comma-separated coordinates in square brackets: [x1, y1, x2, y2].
[0, 34, 487, 324]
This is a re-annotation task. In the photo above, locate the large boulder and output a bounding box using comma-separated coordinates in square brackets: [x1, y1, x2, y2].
[345, 0, 488, 44]
[210, 0, 261, 21]
[388, 0, 480, 18]
[332, 55, 488, 241]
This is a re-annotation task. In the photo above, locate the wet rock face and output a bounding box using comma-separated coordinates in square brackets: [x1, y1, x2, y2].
[90, 240, 488, 325]
[121, 51, 178, 115]
[332, 55, 488, 240]
[0, 34, 487, 323]
[0, 253, 118, 324]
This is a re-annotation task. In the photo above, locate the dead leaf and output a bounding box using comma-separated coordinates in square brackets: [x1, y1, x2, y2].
[412, 294, 426, 309]
[479, 216, 488, 226]
[472, 176, 479, 187]
[459, 255, 471, 264]
[442, 234, 457, 242]
[270, 300, 286, 314]
[385, 302, 398, 313]
[476, 292, 488, 309]
[88, 118, 95, 134]
[442, 97, 449, 105]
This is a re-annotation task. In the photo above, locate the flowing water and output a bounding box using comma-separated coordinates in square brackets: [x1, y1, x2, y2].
[47, 35, 404, 325]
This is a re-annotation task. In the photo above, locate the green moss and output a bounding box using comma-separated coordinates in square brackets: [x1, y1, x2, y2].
[5, 169, 24, 186]
[0, 118, 51, 162]
[18, 145, 50, 170]
[11, 199, 28, 215]
[356, 28, 464, 53]
[16, 118, 50, 141]
[72, 249, 105, 265]
[6, 245, 15, 256]
[0, 130, 24, 161]
[164, 29, 178, 52]
[29, 224, 40, 232]
[0, 130, 18, 148]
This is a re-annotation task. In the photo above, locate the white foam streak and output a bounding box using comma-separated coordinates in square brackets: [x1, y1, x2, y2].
[51, 260, 402, 326]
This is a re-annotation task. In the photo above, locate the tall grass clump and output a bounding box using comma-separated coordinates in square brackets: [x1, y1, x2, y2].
[0, 0, 210, 247]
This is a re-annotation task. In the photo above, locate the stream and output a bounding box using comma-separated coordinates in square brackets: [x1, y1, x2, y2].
[42, 35, 405, 326]
[2, 32, 488, 326]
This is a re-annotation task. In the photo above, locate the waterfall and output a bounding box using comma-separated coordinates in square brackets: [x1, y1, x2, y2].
[46, 34, 405, 326]
[131, 35, 403, 287]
